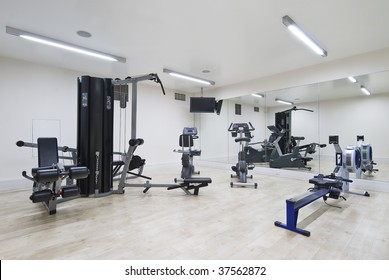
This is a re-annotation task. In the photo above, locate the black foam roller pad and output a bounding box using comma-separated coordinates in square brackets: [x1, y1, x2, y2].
[68, 166, 89, 179]
[61, 185, 80, 198]
[30, 190, 53, 203]
[35, 169, 60, 183]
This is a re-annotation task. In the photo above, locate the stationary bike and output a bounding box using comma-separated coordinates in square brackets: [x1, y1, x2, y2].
[174, 127, 202, 179]
[228, 122, 257, 188]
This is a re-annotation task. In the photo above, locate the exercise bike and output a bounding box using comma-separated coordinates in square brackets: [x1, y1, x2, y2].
[228, 122, 257, 188]
[174, 127, 201, 179]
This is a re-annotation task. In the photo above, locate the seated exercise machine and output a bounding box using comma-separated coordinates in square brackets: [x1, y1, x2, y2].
[329, 135, 370, 196]
[17, 138, 89, 214]
[356, 135, 378, 178]
[170, 127, 211, 195]
[113, 138, 152, 192]
[267, 106, 326, 169]
[274, 173, 349, 236]
[174, 127, 201, 178]
[114, 128, 212, 195]
[228, 122, 257, 188]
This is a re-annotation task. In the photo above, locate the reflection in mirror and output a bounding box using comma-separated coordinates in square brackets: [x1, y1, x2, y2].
[196, 71, 389, 183]
[317, 71, 389, 182]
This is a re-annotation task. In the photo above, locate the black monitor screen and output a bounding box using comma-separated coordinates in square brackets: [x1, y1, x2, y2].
[190, 97, 215, 113]
[215, 100, 223, 115]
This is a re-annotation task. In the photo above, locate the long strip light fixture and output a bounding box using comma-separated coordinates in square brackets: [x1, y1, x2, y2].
[6, 26, 126, 63]
[360, 85, 371, 95]
[275, 98, 294, 105]
[252, 93, 264, 98]
[163, 68, 215, 86]
[347, 76, 372, 95]
[282, 15, 327, 57]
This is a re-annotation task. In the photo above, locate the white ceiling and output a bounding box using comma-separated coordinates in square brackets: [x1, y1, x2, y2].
[2, 0, 389, 94]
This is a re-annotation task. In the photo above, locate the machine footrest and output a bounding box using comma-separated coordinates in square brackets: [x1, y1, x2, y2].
[181, 177, 212, 184]
[61, 185, 80, 198]
[30, 189, 53, 203]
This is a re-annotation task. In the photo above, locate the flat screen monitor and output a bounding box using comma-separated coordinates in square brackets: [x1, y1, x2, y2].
[215, 100, 223, 115]
[190, 97, 215, 113]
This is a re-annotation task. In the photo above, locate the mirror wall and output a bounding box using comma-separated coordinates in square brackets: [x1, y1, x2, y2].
[195, 71, 389, 182]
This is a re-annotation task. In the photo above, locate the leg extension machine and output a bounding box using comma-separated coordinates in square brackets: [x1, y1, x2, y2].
[17, 138, 89, 214]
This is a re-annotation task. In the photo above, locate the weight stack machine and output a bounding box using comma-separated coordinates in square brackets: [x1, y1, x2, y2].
[77, 76, 114, 196]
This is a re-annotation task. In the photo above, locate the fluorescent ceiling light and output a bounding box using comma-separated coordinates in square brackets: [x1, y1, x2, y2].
[6, 26, 126, 63]
[282, 15, 327, 57]
[360, 85, 371, 95]
[347, 76, 357, 83]
[252, 93, 264, 98]
[275, 98, 294, 105]
[163, 68, 215, 86]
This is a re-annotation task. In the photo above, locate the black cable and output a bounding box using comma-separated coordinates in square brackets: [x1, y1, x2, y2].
[324, 199, 342, 209]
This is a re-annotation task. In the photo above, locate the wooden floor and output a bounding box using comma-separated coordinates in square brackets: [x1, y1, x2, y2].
[1, 162, 389, 260]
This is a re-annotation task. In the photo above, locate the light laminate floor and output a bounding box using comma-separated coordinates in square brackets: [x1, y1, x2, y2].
[1, 163, 389, 260]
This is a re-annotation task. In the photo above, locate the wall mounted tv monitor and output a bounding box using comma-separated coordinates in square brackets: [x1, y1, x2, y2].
[190, 97, 216, 113]
[215, 100, 223, 115]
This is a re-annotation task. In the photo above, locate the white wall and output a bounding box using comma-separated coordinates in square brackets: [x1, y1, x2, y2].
[0, 56, 80, 182]
[318, 93, 389, 158]
[0, 56, 193, 184]
[195, 90, 389, 165]
[195, 99, 267, 162]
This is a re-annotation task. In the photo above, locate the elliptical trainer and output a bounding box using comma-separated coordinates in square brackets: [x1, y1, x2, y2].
[228, 122, 258, 188]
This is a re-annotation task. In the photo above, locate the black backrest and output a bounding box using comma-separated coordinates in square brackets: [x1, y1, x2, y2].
[179, 134, 194, 148]
[37, 138, 59, 167]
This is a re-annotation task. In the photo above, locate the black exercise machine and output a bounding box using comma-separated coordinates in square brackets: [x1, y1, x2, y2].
[17, 138, 89, 215]
[228, 122, 258, 188]
[77, 74, 165, 197]
[274, 173, 349, 236]
[245, 106, 325, 168]
[268, 107, 325, 169]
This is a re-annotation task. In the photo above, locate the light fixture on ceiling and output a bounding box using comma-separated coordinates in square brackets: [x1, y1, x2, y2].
[282, 15, 327, 57]
[5, 26, 126, 63]
[347, 76, 357, 83]
[275, 98, 294, 105]
[360, 85, 371, 95]
[163, 68, 215, 86]
[252, 93, 264, 98]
